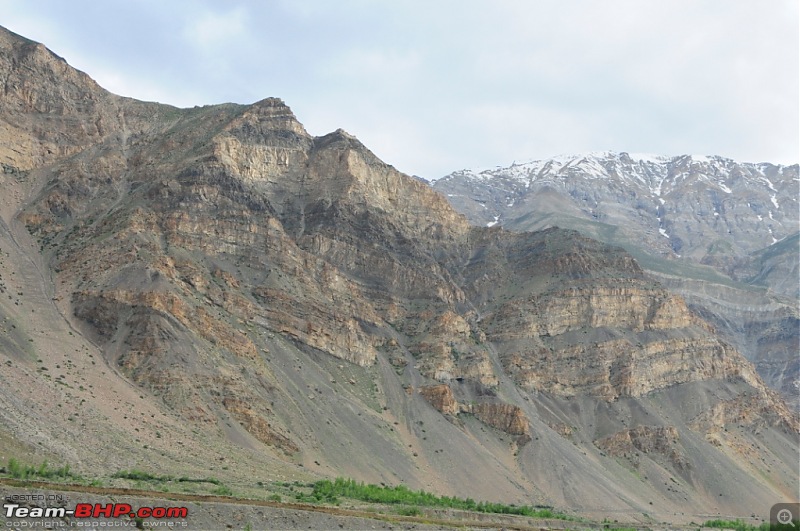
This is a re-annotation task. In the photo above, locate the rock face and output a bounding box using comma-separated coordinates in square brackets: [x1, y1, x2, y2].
[0, 25, 797, 521]
[432, 152, 800, 408]
[467, 403, 530, 437]
[418, 384, 459, 416]
[595, 426, 689, 473]
[418, 384, 530, 437]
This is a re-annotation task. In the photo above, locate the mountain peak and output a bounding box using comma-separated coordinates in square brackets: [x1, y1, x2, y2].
[232, 97, 308, 137]
[0, 25, 104, 111]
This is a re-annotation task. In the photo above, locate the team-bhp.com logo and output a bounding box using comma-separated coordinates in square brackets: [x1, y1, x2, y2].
[4, 502, 188, 521]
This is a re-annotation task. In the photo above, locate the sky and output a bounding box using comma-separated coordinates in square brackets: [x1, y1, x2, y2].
[1, 0, 798, 178]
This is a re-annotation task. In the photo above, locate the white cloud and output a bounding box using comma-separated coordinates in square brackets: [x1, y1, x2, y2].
[182, 6, 249, 52]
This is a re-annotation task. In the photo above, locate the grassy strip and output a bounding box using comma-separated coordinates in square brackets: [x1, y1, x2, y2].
[0, 461, 231, 493]
[0, 477, 591, 530]
[701, 519, 794, 531]
[112, 469, 221, 485]
[298, 477, 574, 520]
[2, 458, 80, 481]
[112, 469, 231, 496]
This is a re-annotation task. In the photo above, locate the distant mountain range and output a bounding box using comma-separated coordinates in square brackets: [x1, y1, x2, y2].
[433, 152, 799, 405]
[433, 151, 797, 281]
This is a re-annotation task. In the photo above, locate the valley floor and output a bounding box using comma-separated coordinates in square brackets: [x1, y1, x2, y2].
[0, 478, 772, 530]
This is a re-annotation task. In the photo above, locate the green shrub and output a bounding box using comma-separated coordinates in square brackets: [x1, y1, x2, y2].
[212, 485, 233, 496]
[112, 469, 167, 482]
[701, 520, 773, 531]
[177, 476, 221, 485]
[396, 506, 422, 517]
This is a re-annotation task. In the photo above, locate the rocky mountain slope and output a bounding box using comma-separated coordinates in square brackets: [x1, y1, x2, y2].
[432, 152, 800, 407]
[0, 26, 797, 524]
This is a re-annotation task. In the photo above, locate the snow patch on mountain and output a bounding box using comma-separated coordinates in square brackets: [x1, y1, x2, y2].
[435, 152, 797, 208]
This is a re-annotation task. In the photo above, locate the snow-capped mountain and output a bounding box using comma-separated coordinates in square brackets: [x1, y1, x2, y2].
[433, 151, 798, 278]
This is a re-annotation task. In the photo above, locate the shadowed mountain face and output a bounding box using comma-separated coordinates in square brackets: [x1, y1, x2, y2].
[433, 153, 800, 409]
[0, 25, 797, 523]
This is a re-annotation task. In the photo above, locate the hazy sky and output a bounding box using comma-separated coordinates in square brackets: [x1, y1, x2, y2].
[1, 0, 798, 178]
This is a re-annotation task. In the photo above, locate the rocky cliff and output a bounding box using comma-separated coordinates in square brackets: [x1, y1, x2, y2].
[0, 25, 797, 523]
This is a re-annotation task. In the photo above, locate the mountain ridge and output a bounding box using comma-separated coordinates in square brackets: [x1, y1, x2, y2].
[0, 25, 797, 525]
[433, 151, 797, 259]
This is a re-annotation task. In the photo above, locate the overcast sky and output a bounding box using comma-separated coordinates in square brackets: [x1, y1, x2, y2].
[1, 0, 798, 178]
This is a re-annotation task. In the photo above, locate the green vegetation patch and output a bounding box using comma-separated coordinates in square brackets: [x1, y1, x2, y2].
[111, 469, 224, 489]
[112, 469, 221, 484]
[1, 458, 80, 481]
[701, 518, 788, 531]
[298, 477, 573, 520]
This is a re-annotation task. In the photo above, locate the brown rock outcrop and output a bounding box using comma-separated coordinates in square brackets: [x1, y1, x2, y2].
[481, 271, 762, 400]
[595, 426, 689, 471]
[464, 402, 530, 436]
[689, 390, 800, 435]
[418, 384, 459, 416]
[223, 397, 298, 454]
[419, 385, 530, 438]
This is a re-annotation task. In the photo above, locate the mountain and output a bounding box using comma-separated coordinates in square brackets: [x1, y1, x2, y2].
[433, 152, 800, 407]
[0, 25, 798, 525]
[432, 152, 797, 272]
